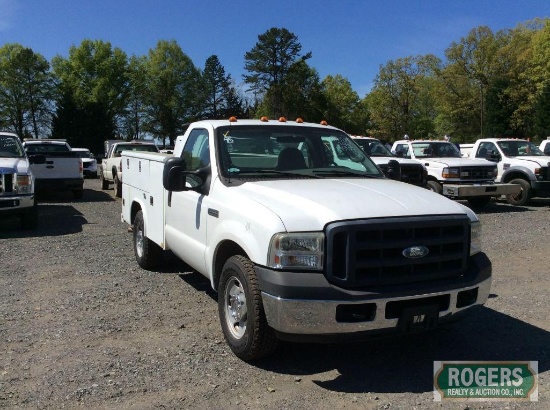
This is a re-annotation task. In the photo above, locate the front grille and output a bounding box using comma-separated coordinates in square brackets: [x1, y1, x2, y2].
[378, 163, 425, 186]
[0, 173, 14, 195]
[539, 166, 549, 180]
[325, 215, 470, 289]
[459, 166, 495, 181]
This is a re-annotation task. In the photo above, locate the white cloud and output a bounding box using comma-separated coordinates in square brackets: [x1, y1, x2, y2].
[0, 0, 18, 31]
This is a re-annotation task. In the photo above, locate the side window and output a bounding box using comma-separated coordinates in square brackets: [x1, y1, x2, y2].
[181, 129, 210, 187]
[395, 144, 410, 158]
[475, 142, 496, 158]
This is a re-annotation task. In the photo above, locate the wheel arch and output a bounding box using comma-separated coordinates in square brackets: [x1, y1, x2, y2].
[501, 169, 532, 184]
[212, 240, 248, 291]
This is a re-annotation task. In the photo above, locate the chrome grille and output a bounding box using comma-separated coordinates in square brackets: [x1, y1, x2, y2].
[459, 166, 495, 181]
[0, 173, 14, 195]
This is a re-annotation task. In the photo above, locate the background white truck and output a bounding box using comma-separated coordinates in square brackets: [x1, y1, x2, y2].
[121, 118, 492, 361]
[99, 140, 159, 197]
[391, 139, 520, 208]
[0, 132, 41, 229]
[539, 137, 550, 156]
[22, 139, 84, 199]
[350, 136, 427, 187]
[468, 138, 550, 206]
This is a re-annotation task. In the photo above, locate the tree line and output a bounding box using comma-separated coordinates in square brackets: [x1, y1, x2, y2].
[1, 20, 549, 155]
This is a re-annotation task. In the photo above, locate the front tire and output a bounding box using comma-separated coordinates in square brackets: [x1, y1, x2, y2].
[506, 178, 532, 206]
[218, 255, 278, 361]
[427, 180, 443, 194]
[133, 210, 163, 270]
[100, 172, 109, 190]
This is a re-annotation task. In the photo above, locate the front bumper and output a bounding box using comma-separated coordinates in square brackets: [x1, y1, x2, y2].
[257, 252, 491, 338]
[442, 183, 521, 198]
[0, 194, 35, 216]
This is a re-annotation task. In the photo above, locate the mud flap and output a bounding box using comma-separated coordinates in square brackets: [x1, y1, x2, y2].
[398, 305, 439, 333]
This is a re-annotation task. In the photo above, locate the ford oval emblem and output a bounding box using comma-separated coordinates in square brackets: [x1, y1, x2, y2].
[402, 246, 429, 259]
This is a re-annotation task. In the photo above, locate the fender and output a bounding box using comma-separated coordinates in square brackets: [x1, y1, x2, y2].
[501, 166, 535, 183]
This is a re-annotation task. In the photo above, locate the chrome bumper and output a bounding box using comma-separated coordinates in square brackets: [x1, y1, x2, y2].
[261, 276, 492, 335]
[0, 194, 35, 212]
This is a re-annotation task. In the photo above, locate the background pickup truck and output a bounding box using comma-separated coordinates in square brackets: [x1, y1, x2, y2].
[350, 136, 427, 187]
[0, 132, 41, 229]
[540, 137, 550, 156]
[99, 140, 159, 197]
[468, 138, 550, 206]
[391, 139, 520, 209]
[22, 139, 84, 199]
[121, 117, 492, 361]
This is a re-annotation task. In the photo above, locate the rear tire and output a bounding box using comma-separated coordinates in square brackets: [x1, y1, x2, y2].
[133, 210, 163, 270]
[114, 174, 122, 198]
[505, 178, 531, 206]
[218, 255, 278, 361]
[427, 180, 443, 194]
[100, 172, 109, 190]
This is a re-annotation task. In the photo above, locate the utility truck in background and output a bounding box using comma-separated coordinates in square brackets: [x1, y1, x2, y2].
[99, 140, 159, 197]
[391, 138, 520, 208]
[121, 117, 492, 361]
[22, 139, 84, 199]
[468, 138, 550, 206]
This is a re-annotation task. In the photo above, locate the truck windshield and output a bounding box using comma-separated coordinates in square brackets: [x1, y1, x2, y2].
[411, 142, 461, 158]
[497, 140, 545, 157]
[0, 136, 25, 158]
[217, 125, 383, 179]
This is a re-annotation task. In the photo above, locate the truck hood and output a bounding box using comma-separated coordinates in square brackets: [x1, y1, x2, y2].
[236, 178, 474, 232]
[422, 157, 491, 168]
[504, 156, 550, 167]
[0, 158, 30, 174]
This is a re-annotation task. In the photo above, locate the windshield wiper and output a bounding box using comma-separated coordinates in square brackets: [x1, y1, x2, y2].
[234, 169, 322, 178]
[312, 168, 382, 178]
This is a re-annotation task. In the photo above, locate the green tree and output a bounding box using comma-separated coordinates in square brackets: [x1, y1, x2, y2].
[121, 55, 148, 139]
[202, 55, 231, 119]
[322, 74, 361, 133]
[52, 39, 128, 149]
[143, 40, 202, 146]
[0, 43, 54, 138]
[244, 27, 311, 117]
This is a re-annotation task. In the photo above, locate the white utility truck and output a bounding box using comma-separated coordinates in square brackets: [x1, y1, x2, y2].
[391, 139, 520, 208]
[100, 140, 159, 197]
[121, 117, 492, 361]
[0, 132, 42, 229]
[468, 138, 550, 206]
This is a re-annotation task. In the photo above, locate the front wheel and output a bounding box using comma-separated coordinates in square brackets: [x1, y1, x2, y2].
[100, 172, 109, 190]
[505, 178, 532, 206]
[218, 255, 278, 361]
[133, 210, 163, 270]
[427, 180, 443, 194]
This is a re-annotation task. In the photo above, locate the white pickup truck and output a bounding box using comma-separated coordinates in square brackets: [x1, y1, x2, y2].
[468, 138, 550, 206]
[121, 118, 492, 361]
[100, 140, 159, 197]
[22, 139, 84, 199]
[540, 137, 550, 156]
[350, 136, 427, 187]
[391, 139, 520, 208]
[0, 132, 42, 229]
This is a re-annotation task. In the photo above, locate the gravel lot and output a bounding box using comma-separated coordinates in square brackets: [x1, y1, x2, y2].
[1, 178, 548, 409]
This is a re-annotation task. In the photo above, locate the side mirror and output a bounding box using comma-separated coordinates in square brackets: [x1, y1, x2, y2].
[28, 154, 46, 165]
[163, 157, 188, 191]
[486, 151, 500, 162]
[386, 159, 402, 181]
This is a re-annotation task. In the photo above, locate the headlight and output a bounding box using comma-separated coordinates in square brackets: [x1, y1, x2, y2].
[267, 232, 324, 270]
[470, 221, 482, 256]
[16, 174, 32, 194]
[442, 167, 460, 178]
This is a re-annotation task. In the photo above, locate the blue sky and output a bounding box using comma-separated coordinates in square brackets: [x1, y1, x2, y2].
[1, 0, 548, 97]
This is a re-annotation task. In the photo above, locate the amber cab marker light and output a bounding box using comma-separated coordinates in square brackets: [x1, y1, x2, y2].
[260, 116, 269, 122]
[320, 120, 328, 126]
[229, 116, 237, 122]
[296, 118, 304, 123]
[278, 117, 287, 122]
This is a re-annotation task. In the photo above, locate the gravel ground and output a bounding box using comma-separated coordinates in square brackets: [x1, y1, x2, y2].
[1, 178, 548, 409]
